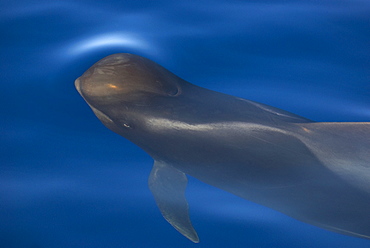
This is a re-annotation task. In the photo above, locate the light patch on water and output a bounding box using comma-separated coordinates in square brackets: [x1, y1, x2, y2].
[66, 33, 150, 56]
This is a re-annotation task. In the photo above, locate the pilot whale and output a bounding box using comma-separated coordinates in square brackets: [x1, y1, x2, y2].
[75, 53, 370, 243]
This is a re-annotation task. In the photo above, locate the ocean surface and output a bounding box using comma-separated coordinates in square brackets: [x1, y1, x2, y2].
[1, 1, 369, 247]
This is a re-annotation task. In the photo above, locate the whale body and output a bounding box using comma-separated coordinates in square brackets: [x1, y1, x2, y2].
[75, 53, 370, 243]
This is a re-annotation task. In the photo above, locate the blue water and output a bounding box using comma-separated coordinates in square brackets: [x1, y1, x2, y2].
[1, 1, 369, 247]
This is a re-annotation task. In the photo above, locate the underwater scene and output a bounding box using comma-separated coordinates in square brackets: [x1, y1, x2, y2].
[1, 1, 369, 247]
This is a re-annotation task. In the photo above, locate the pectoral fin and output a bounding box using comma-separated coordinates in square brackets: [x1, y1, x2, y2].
[148, 160, 199, 243]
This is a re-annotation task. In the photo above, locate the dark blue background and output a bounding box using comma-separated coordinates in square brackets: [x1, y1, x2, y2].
[1, 1, 369, 247]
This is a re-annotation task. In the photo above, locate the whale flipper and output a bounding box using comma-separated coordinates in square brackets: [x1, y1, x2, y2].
[148, 161, 199, 243]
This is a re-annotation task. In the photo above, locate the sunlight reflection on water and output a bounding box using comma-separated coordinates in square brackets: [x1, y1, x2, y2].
[66, 33, 151, 56]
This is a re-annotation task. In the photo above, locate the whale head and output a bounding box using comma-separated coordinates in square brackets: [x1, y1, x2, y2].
[75, 53, 181, 105]
[74, 54, 186, 138]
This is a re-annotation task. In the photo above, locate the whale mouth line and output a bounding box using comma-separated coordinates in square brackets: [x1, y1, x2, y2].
[75, 77, 114, 124]
[90, 105, 113, 124]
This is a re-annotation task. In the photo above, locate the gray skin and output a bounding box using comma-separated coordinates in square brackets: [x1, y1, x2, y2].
[75, 53, 370, 243]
